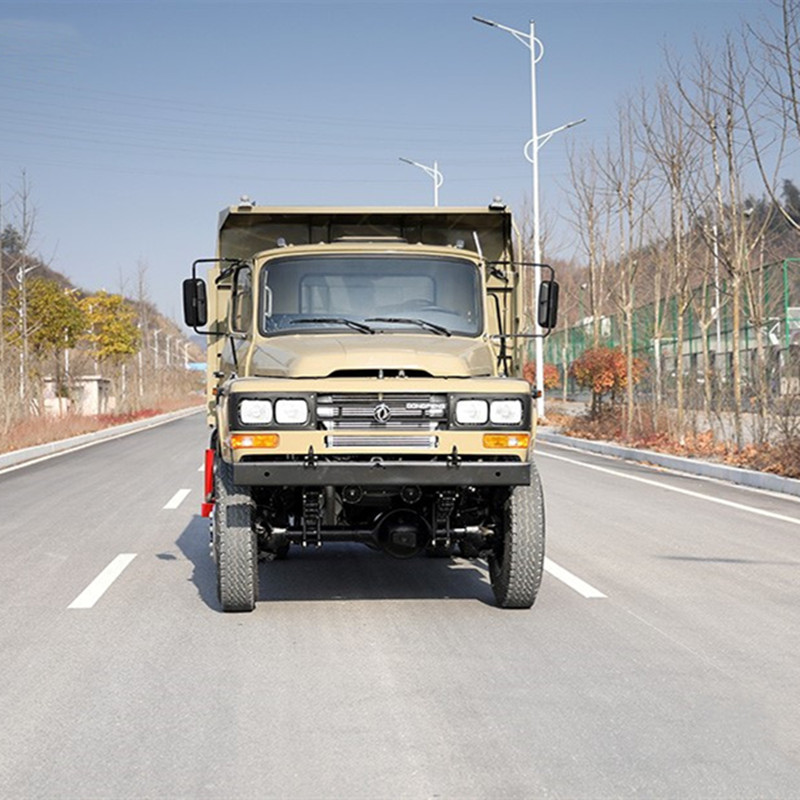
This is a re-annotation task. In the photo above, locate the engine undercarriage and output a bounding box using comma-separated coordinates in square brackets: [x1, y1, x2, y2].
[250, 483, 508, 558]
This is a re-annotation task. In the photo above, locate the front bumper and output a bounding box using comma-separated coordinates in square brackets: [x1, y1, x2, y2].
[233, 458, 530, 487]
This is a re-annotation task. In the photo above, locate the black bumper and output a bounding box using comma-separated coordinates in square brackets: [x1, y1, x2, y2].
[233, 459, 530, 487]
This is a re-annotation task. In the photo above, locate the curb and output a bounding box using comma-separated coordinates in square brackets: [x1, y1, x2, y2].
[536, 429, 800, 499]
[0, 406, 205, 473]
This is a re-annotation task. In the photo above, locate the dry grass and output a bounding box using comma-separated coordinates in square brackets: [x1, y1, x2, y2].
[558, 406, 800, 480]
[1, 397, 203, 455]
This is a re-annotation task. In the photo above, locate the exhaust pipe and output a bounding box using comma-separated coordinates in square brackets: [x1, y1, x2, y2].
[373, 509, 431, 559]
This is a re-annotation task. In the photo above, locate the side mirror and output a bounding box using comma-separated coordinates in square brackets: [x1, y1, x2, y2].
[183, 278, 208, 328]
[537, 279, 559, 330]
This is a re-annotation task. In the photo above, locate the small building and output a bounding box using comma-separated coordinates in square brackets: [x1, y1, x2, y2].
[43, 376, 114, 416]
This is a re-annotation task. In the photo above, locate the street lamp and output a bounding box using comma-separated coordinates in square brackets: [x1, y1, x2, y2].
[712, 221, 721, 359]
[16, 259, 39, 402]
[152, 329, 161, 368]
[473, 15, 585, 418]
[399, 157, 443, 206]
[523, 118, 586, 163]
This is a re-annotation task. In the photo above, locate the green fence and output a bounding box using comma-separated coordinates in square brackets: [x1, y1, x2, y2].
[542, 259, 800, 401]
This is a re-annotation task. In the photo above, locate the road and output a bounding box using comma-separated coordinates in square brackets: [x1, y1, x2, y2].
[1, 414, 799, 799]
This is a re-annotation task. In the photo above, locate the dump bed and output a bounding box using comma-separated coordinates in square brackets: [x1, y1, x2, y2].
[217, 204, 515, 263]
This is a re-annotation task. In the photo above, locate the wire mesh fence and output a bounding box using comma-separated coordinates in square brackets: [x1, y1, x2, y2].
[542, 259, 800, 415]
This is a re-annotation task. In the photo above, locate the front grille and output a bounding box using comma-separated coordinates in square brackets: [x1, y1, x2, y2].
[317, 393, 448, 431]
[325, 435, 438, 449]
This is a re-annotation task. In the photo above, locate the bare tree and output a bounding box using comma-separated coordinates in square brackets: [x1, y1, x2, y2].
[671, 41, 761, 447]
[566, 142, 609, 348]
[745, 0, 800, 233]
[0, 186, 8, 434]
[598, 100, 656, 438]
[1, 172, 40, 416]
[639, 81, 700, 438]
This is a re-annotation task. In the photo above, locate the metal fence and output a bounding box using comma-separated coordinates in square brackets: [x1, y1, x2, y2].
[541, 259, 800, 404]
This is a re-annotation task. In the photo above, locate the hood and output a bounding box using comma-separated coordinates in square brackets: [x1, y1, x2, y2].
[247, 334, 495, 378]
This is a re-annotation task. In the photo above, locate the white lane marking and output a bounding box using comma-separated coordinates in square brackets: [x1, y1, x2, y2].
[538, 450, 800, 527]
[163, 489, 191, 510]
[472, 557, 604, 598]
[68, 553, 137, 609]
[544, 557, 607, 599]
[198, 464, 204, 472]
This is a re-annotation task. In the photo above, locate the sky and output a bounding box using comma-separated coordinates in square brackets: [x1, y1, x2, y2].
[0, 0, 777, 321]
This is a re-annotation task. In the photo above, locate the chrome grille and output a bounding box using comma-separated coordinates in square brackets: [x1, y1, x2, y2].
[316, 393, 448, 431]
[325, 435, 438, 449]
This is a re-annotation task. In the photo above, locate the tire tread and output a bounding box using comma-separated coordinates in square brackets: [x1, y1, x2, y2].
[214, 459, 258, 612]
[489, 461, 545, 609]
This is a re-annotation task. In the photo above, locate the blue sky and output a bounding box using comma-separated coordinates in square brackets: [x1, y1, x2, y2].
[0, 0, 772, 319]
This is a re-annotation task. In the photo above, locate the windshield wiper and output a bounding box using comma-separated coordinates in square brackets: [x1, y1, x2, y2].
[289, 317, 374, 334]
[366, 317, 452, 337]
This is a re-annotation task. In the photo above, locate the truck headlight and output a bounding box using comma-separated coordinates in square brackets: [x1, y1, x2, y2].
[455, 399, 489, 425]
[239, 399, 273, 425]
[490, 399, 523, 425]
[275, 398, 309, 424]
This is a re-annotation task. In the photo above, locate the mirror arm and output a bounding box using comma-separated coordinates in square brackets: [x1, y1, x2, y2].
[490, 332, 555, 340]
[184, 258, 249, 337]
[490, 292, 511, 375]
[485, 260, 559, 339]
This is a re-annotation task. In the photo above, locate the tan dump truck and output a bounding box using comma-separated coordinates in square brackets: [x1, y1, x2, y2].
[183, 202, 559, 612]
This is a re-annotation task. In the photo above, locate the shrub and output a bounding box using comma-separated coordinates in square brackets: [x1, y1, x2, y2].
[569, 347, 646, 419]
[522, 361, 560, 390]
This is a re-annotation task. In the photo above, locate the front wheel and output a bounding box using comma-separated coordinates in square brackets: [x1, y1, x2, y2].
[488, 463, 545, 609]
[213, 458, 258, 612]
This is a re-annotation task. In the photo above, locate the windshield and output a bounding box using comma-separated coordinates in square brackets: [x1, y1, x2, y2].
[260, 255, 482, 336]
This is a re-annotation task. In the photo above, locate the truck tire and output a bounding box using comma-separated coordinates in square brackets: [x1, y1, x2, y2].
[214, 458, 258, 612]
[488, 462, 545, 609]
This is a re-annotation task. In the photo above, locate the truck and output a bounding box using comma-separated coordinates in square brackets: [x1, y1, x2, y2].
[182, 200, 559, 612]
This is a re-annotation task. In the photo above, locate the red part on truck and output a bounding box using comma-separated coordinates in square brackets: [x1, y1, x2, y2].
[201, 448, 215, 517]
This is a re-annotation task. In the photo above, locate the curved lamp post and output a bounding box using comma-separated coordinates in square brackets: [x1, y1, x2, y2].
[474, 15, 585, 418]
[399, 157, 443, 207]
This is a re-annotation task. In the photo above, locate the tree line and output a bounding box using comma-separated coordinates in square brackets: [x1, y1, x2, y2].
[0, 177, 200, 435]
[536, 0, 800, 449]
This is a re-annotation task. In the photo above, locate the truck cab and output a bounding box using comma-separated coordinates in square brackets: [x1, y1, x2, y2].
[184, 203, 558, 611]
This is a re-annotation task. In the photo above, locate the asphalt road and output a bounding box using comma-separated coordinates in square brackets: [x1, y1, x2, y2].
[1, 415, 799, 799]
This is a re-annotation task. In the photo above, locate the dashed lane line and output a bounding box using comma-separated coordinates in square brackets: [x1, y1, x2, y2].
[473, 557, 607, 599]
[163, 489, 191, 510]
[544, 558, 607, 599]
[68, 553, 137, 609]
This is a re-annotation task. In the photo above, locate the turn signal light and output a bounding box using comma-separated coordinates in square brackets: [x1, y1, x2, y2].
[483, 433, 530, 449]
[231, 433, 280, 450]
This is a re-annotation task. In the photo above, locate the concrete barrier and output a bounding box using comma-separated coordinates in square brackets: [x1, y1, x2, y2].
[536, 428, 800, 498]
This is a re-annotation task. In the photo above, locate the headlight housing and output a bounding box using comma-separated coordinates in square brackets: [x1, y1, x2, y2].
[275, 398, 309, 425]
[455, 399, 489, 425]
[490, 399, 523, 425]
[237, 396, 312, 426]
[239, 398, 273, 425]
[455, 397, 527, 426]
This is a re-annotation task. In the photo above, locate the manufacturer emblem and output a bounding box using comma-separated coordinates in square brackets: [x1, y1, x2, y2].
[373, 403, 392, 424]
